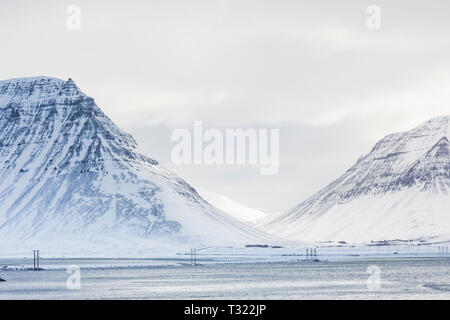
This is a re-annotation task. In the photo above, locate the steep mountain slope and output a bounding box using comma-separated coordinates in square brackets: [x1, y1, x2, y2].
[0, 76, 270, 255]
[262, 116, 450, 244]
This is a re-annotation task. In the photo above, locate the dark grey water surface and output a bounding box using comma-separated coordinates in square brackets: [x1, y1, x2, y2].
[1, 257, 449, 299]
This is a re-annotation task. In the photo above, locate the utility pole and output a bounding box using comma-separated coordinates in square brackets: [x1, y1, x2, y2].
[32, 250, 40, 270]
[190, 248, 197, 266]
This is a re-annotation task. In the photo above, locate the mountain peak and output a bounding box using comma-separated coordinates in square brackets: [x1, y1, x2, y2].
[0, 75, 64, 84]
[419, 114, 449, 127]
[0, 76, 85, 109]
[410, 115, 450, 136]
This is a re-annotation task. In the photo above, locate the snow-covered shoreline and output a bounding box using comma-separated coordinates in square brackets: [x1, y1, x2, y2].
[1, 242, 450, 271]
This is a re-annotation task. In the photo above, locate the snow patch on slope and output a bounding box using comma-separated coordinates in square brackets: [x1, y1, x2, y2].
[199, 190, 269, 226]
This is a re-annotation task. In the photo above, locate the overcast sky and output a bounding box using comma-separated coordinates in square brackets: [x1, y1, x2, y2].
[1, 0, 449, 212]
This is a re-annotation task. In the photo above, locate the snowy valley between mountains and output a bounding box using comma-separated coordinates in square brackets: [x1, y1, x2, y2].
[0, 76, 449, 257]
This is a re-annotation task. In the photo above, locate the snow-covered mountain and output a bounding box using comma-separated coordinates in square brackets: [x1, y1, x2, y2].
[262, 116, 450, 244]
[0, 76, 271, 256]
[199, 190, 269, 226]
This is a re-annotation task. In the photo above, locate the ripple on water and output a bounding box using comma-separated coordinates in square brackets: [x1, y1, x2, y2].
[423, 283, 450, 292]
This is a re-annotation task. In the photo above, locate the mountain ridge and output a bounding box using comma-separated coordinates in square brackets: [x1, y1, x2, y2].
[0, 76, 272, 255]
[262, 115, 450, 244]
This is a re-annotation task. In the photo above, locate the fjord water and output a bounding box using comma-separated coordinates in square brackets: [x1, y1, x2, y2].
[1, 258, 449, 299]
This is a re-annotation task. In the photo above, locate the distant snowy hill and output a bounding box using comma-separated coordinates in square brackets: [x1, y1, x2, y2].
[0, 77, 271, 256]
[263, 116, 450, 244]
[199, 190, 269, 226]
